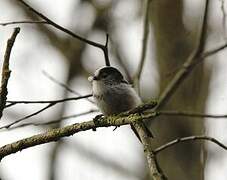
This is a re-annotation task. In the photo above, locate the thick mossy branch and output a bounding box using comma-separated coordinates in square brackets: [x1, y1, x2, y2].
[0, 109, 157, 161]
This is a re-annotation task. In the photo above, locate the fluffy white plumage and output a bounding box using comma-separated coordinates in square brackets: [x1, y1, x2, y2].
[89, 66, 153, 138]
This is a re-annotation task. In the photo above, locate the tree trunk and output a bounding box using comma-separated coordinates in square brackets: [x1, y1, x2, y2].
[150, 1, 210, 179]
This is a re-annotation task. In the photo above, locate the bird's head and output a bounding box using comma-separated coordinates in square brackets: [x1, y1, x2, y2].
[88, 66, 127, 85]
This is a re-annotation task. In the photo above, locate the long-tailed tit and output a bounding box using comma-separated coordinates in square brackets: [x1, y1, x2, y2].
[88, 66, 153, 139]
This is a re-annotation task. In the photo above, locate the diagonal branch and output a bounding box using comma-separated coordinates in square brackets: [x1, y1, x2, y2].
[0, 27, 20, 119]
[0, 20, 47, 26]
[9, 109, 98, 129]
[154, 135, 227, 154]
[156, 0, 210, 109]
[42, 71, 95, 104]
[2, 94, 92, 129]
[16, 0, 111, 66]
[0, 103, 55, 129]
[17, 0, 102, 48]
[134, 0, 152, 93]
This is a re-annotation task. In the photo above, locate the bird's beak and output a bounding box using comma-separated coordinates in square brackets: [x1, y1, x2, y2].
[88, 76, 98, 82]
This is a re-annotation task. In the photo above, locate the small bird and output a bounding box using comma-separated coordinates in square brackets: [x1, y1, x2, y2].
[88, 66, 153, 140]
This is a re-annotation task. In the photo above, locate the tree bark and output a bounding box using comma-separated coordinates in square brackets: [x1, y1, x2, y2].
[150, 1, 210, 179]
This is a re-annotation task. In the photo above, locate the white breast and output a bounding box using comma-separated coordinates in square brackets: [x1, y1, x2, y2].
[92, 81, 141, 115]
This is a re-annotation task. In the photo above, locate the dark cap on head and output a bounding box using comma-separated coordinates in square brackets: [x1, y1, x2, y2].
[93, 66, 126, 83]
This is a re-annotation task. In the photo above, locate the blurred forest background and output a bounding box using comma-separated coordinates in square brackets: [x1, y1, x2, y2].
[0, 0, 227, 180]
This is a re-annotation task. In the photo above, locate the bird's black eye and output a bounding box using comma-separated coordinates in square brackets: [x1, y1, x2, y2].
[101, 72, 108, 78]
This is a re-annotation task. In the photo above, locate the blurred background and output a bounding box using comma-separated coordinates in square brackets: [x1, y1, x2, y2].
[0, 0, 227, 179]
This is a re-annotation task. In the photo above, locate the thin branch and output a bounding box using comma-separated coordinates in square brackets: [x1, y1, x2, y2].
[151, 1, 227, 112]
[42, 71, 79, 95]
[154, 135, 227, 154]
[110, 38, 133, 83]
[42, 71, 95, 104]
[158, 110, 227, 119]
[17, 0, 102, 48]
[3, 95, 153, 130]
[1, 95, 92, 129]
[201, 42, 227, 58]
[0, 20, 47, 26]
[134, 0, 152, 94]
[0, 27, 20, 119]
[5, 102, 17, 108]
[6, 94, 92, 105]
[156, 0, 210, 109]
[10, 109, 98, 130]
[178, 42, 227, 72]
[104, 34, 110, 66]
[0, 103, 54, 129]
[16, 0, 110, 66]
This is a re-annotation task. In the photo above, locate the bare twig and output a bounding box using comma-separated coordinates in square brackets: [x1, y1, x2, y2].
[201, 42, 227, 58]
[156, 0, 210, 109]
[1, 94, 92, 129]
[110, 38, 133, 83]
[42, 71, 94, 104]
[161, 41, 227, 102]
[10, 109, 98, 129]
[154, 135, 227, 154]
[120, 105, 227, 120]
[6, 94, 92, 105]
[134, 0, 152, 94]
[42, 71, 79, 95]
[17, 0, 110, 66]
[4, 102, 17, 108]
[17, 0, 101, 48]
[104, 34, 110, 66]
[0, 20, 47, 26]
[0, 27, 20, 119]
[0, 103, 55, 130]
[158, 110, 227, 119]
[176, 42, 227, 73]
